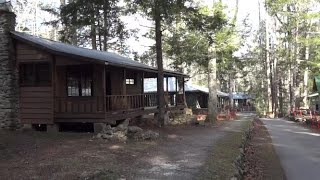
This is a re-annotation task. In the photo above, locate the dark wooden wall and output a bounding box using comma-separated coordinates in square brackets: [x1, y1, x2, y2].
[126, 69, 143, 95]
[55, 57, 104, 98]
[16, 42, 54, 124]
[107, 66, 125, 95]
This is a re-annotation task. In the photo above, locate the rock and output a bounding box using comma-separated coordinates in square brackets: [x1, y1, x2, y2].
[131, 132, 143, 140]
[101, 134, 113, 140]
[96, 133, 102, 138]
[105, 124, 112, 130]
[141, 130, 159, 140]
[103, 129, 113, 135]
[184, 108, 193, 115]
[112, 131, 127, 142]
[128, 126, 143, 133]
[113, 119, 130, 132]
[123, 118, 130, 126]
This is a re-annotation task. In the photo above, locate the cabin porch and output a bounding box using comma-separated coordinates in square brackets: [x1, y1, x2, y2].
[52, 61, 186, 124]
[15, 38, 187, 128]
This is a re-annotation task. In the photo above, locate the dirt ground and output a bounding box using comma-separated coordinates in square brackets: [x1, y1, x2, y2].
[244, 119, 286, 180]
[0, 117, 252, 180]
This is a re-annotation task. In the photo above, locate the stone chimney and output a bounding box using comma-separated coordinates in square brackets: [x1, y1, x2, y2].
[0, 1, 20, 130]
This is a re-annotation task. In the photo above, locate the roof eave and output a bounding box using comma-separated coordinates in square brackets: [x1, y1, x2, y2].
[11, 31, 188, 77]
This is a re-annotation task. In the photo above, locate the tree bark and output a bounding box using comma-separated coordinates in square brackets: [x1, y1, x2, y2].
[265, 13, 272, 114]
[103, 0, 109, 51]
[155, 0, 165, 126]
[91, 4, 97, 50]
[207, 45, 218, 123]
[96, 5, 102, 51]
[303, 32, 309, 108]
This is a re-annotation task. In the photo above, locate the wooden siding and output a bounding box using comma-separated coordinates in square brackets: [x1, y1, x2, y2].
[107, 67, 126, 95]
[126, 70, 143, 95]
[20, 87, 53, 124]
[17, 42, 54, 124]
[16, 43, 50, 63]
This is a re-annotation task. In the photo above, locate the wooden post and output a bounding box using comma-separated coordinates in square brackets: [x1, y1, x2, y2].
[123, 69, 127, 108]
[123, 69, 126, 95]
[51, 55, 56, 124]
[182, 77, 186, 107]
[142, 72, 145, 107]
[103, 64, 106, 118]
[175, 77, 178, 106]
[166, 76, 169, 106]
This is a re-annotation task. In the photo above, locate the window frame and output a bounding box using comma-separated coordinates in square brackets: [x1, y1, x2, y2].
[66, 65, 93, 97]
[125, 72, 137, 85]
[125, 78, 135, 85]
[19, 62, 51, 87]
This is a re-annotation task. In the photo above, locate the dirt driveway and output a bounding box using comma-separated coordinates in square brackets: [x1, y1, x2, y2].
[0, 115, 252, 180]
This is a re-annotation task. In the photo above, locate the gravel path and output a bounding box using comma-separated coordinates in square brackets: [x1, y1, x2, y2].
[135, 113, 254, 179]
[261, 118, 320, 180]
[0, 114, 253, 180]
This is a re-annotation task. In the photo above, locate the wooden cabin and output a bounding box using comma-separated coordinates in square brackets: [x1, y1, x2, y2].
[308, 76, 320, 111]
[184, 83, 229, 110]
[144, 80, 229, 110]
[11, 31, 187, 130]
[230, 92, 254, 111]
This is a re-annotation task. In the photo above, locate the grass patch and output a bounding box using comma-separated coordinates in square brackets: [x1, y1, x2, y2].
[199, 118, 253, 180]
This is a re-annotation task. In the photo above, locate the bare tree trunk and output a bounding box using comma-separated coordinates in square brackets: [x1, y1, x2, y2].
[293, 22, 300, 108]
[91, 4, 97, 50]
[303, 31, 309, 108]
[265, 13, 272, 114]
[207, 45, 218, 123]
[229, 73, 233, 109]
[96, 6, 102, 51]
[103, 0, 108, 51]
[155, 0, 165, 126]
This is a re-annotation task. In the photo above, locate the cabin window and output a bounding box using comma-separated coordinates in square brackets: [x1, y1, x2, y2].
[126, 78, 135, 85]
[20, 63, 51, 86]
[126, 72, 137, 85]
[67, 66, 93, 96]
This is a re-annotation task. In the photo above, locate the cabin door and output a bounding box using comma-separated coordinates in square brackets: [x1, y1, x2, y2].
[106, 72, 112, 95]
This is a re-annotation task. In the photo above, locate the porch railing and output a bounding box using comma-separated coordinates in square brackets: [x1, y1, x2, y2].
[54, 96, 104, 113]
[106, 93, 158, 112]
[55, 93, 183, 114]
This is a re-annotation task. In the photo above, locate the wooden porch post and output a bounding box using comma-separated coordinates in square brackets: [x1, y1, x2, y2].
[182, 77, 187, 107]
[142, 72, 145, 107]
[123, 69, 126, 95]
[166, 76, 169, 106]
[51, 55, 56, 125]
[103, 65, 106, 119]
[123, 69, 127, 109]
[175, 77, 178, 106]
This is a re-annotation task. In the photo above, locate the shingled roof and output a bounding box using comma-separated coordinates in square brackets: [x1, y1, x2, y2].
[11, 31, 187, 77]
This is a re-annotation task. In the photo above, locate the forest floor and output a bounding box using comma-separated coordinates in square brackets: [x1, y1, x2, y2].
[0, 115, 253, 180]
[244, 118, 286, 180]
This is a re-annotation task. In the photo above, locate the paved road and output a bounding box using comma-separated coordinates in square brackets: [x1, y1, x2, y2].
[261, 118, 320, 180]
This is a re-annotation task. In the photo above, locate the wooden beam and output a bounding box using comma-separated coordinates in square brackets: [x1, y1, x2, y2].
[142, 72, 145, 94]
[123, 68, 126, 95]
[103, 65, 107, 122]
[166, 76, 169, 93]
[52, 55, 56, 123]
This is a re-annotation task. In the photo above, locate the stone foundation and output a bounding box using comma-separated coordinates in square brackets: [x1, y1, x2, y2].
[0, 10, 20, 130]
